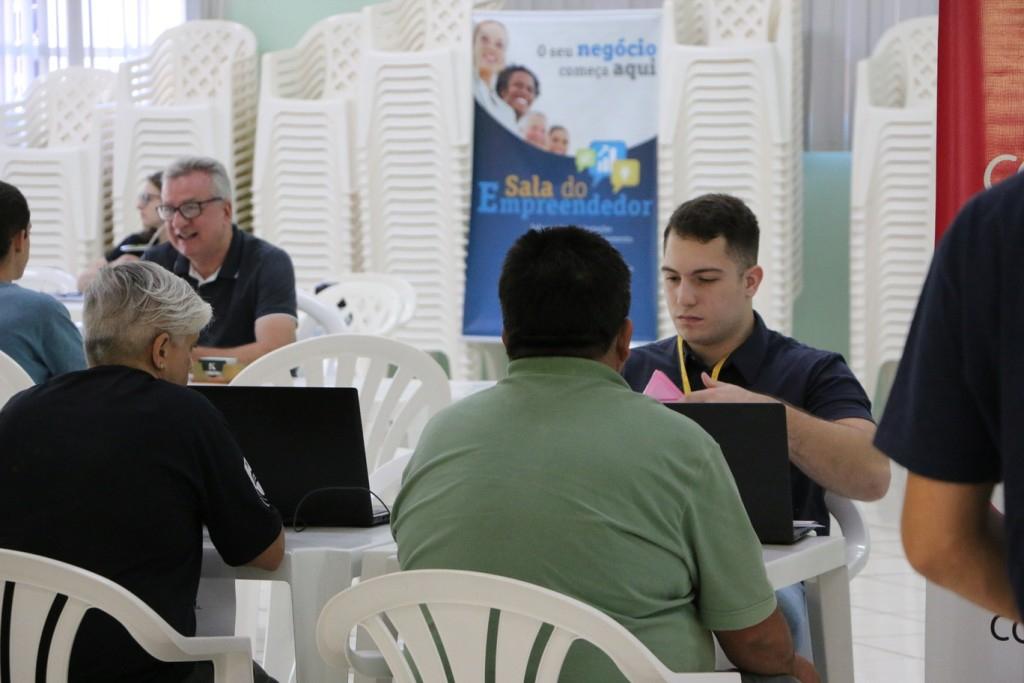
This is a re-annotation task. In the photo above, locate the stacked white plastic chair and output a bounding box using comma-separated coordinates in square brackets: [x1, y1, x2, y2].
[658, 0, 803, 336]
[0, 67, 116, 273]
[849, 16, 938, 401]
[252, 14, 364, 291]
[356, 0, 475, 378]
[112, 21, 257, 240]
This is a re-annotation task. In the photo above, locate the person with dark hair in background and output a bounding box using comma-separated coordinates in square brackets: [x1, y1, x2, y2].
[78, 170, 169, 291]
[0, 261, 284, 682]
[393, 226, 816, 682]
[496, 63, 539, 122]
[0, 179, 85, 382]
[111, 170, 168, 258]
[623, 193, 890, 655]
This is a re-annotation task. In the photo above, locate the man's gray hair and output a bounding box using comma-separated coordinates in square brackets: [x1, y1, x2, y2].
[163, 156, 232, 201]
[84, 261, 212, 366]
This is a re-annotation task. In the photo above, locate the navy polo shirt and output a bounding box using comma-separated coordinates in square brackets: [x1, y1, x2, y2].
[875, 172, 1024, 617]
[623, 312, 874, 531]
[144, 226, 296, 348]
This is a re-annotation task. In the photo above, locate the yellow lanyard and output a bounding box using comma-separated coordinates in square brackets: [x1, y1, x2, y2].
[676, 336, 729, 394]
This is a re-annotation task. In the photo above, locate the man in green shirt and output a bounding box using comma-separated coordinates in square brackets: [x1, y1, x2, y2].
[392, 226, 816, 682]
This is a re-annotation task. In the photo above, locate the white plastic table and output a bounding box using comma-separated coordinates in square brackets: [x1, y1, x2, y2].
[201, 525, 393, 683]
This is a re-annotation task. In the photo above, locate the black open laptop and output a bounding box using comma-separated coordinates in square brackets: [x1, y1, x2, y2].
[192, 385, 389, 527]
[666, 403, 812, 545]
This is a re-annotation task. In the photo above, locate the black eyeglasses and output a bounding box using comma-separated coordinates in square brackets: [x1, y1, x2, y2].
[156, 197, 224, 221]
[137, 192, 159, 205]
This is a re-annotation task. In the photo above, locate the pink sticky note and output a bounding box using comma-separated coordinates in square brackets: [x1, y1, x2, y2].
[642, 369, 685, 403]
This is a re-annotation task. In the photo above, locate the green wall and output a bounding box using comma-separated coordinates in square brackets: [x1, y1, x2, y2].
[793, 151, 852, 359]
[224, 0, 380, 53]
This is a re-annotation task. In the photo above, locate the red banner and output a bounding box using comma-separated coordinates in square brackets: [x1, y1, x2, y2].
[935, 0, 1024, 240]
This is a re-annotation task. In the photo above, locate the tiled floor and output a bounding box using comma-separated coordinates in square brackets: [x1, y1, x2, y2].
[849, 464, 926, 683]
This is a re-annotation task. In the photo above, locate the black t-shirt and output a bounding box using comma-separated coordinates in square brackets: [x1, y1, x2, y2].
[105, 229, 157, 261]
[0, 366, 282, 682]
[623, 313, 874, 531]
[143, 226, 297, 348]
[876, 172, 1024, 616]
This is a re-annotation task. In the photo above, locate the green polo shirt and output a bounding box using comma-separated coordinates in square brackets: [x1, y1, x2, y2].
[392, 356, 776, 680]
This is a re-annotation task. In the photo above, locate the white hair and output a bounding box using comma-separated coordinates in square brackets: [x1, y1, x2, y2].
[519, 110, 547, 133]
[84, 261, 212, 366]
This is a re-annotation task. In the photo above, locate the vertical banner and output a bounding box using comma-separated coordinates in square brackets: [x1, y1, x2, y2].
[463, 10, 660, 340]
[935, 0, 1024, 239]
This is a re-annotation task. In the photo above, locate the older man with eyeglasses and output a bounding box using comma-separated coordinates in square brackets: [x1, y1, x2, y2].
[144, 156, 296, 368]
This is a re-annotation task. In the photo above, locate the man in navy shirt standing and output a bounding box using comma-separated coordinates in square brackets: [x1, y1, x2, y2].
[623, 193, 891, 652]
[875, 173, 1024, 621]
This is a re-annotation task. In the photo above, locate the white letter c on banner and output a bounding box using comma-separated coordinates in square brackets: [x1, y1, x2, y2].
[983, 154, 1024, 189]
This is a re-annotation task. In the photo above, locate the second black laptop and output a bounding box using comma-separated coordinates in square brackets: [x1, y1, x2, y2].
[666, 402, 808, 545]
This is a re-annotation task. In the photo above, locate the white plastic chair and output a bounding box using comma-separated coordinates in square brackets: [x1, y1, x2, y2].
[295, 289, 349, 340]
[314, 280, 405, 337]
[317, 569, 738, 682]
[325, 272, 417, 326]
[0, 548, 254, 682]
[825, 491, 871, 579]
[0, 349, 33, 409]
[14, 266, 79, 295]
[231, 334, 451, 475]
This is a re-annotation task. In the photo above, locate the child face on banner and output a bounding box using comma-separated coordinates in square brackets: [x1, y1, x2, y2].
[548, 126, 569, 155]
[474, 21, 507, 84]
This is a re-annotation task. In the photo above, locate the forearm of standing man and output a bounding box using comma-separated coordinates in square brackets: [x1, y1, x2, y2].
[901, 474, 1019, 620]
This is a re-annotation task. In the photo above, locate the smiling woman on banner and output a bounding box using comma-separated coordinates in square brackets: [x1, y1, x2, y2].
[472, 19, 517, 131]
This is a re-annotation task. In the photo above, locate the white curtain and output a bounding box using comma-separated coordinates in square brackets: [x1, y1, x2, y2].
[0, 0, 187, 104]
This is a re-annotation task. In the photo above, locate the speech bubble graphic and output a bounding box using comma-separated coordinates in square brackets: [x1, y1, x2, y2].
[575, 147, 597, 173]
[611, 158, 641, 193]
[588, 140, 628, 184]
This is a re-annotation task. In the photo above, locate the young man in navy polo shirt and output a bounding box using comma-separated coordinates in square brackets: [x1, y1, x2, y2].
[623, 193, 891, 652]
[876, 172, 1024, 621]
